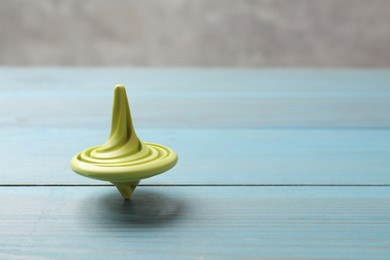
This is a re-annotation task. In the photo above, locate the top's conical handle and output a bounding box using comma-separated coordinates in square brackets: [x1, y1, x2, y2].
[91, 85, 145, 159]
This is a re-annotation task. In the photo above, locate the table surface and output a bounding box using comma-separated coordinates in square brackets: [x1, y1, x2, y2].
[1, 68, 389, 259]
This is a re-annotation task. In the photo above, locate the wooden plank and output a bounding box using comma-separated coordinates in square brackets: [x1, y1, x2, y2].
[0, 68, 390, 128]
[1, 128, 389, 185]
[0, 186, 389, 259]
[2, 68, 390, 92]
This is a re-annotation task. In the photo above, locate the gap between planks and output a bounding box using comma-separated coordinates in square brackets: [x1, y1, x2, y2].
[1, 184, 390, 187]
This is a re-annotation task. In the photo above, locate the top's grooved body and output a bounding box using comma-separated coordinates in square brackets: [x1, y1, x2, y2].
[70, 85, 178, 197]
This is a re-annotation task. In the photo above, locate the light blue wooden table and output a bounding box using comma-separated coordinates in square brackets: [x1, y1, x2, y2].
[0, 68, 389, 259]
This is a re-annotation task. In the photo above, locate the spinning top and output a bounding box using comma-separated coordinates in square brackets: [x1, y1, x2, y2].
[70, 85, 178, 199]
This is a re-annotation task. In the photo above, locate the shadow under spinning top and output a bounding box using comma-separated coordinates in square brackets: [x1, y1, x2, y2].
[70, 85, 178, 199]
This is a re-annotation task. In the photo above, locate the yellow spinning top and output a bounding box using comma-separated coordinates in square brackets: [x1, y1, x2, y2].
[70, 85, 178, 199]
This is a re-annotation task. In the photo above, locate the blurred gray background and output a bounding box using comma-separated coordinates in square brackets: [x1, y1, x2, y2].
[0, 0, 389, 66]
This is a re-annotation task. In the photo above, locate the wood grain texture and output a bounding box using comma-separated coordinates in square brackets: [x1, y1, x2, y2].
[1, 128, 389, 185]
[0, 68, 390, 128]
[0, 186, 389, 259]
[0, 68, 389, 258]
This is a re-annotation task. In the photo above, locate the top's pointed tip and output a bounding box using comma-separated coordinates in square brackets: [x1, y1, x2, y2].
[114, 84, 126, 91]
[114, 84, 127, 99]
